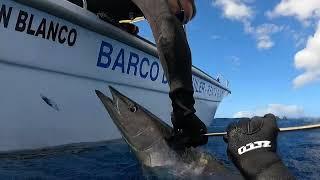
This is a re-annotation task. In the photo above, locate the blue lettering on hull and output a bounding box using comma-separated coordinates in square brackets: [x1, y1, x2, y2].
[97, 41, 225, 98]
[97, 40, 167, 84]
[192, 77, 224, 98]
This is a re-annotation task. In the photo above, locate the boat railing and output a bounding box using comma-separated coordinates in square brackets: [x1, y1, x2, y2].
[82, 0, 87, 9]
[216, 74, 230, 89]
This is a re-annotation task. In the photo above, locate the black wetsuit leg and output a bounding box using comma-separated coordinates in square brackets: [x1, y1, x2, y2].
[130, 0, 208, 148]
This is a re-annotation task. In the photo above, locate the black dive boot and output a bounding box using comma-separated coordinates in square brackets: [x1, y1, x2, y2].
[168, 89, 208, 150]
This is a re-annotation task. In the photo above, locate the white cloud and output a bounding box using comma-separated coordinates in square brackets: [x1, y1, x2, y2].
[233, 104, 305, 118]
[292, 30, 308, 47]
[210, 35, 221, 40]
[230, 56, 240, 64]
[255, 24, 284, 49]
[267, 0, 320, 22]
[228, 56, 241, 70]
[213, 0, 253, 21]
[293, 22, 320, 88]
[258, 104, 305, 118]
[233, 111, 256, 118]
[213, 1, 283, 50]
[267, 1, 320, 87]
[245, 23, 284, 50]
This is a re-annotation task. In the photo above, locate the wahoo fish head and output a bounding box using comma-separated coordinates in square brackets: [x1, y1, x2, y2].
[95, 86, 176, 167]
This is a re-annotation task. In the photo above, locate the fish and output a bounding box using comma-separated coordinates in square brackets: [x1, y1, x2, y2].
[96, 86, 242, 179]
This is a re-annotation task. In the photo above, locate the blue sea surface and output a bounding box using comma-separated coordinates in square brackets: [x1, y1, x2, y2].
[0, 118, 319, 179]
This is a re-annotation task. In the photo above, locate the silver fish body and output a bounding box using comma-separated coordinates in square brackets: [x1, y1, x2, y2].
[96, 86, 242, 179]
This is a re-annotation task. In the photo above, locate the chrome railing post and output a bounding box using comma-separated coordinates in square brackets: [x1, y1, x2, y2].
[82, 0, 87, 9]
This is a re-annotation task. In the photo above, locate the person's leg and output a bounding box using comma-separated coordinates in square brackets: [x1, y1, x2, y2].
[131, 0, 208, 148]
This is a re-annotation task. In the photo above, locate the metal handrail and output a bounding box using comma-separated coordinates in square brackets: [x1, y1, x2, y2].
[82, 0, 87, 9]
[204, 123, 320, 137]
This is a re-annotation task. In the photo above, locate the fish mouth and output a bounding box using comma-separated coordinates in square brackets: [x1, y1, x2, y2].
[95, 86, 147, 145]
[95, 86, 138, 116]
[96, 86, 173, 152]
[95, 89, 117, 116]
[95, 87, 125, 130]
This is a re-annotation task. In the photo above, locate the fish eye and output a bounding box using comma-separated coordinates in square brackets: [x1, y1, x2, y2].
[129, 105, 137, 113]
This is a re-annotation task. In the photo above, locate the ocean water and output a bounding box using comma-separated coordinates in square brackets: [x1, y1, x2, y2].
[0, 118, 319, 179]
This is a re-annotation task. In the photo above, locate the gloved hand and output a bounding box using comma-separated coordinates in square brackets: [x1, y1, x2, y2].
[169, 113, 208, 150]
[224, 114, 295, 179]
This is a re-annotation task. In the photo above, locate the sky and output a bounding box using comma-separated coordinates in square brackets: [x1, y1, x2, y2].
[136, 0, 320, 118]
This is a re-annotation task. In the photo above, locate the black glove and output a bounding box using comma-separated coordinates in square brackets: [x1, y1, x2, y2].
[167, 89, 208, 149]
[224, 114, 295, 180]
[169, 113, 208, 150]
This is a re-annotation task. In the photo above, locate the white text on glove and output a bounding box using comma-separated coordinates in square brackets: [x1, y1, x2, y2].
[238, 141, 271, 155]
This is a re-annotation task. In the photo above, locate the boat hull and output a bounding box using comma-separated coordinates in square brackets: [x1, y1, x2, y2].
[0, 0, 229, 152]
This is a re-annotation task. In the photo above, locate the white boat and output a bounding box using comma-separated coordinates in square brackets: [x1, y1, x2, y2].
[0, 0, 230, 152]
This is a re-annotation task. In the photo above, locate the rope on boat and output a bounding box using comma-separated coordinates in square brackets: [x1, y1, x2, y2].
[204, 123, 320, 137]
